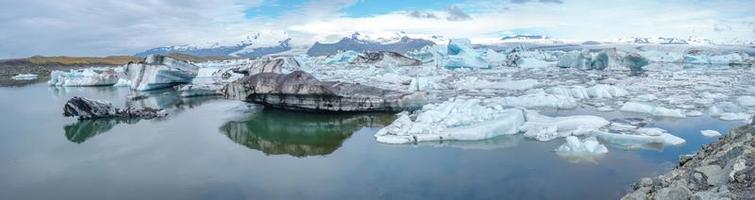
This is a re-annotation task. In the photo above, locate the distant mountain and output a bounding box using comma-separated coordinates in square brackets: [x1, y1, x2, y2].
[135, 37, 291, 58]
[306, 32, 435, 56]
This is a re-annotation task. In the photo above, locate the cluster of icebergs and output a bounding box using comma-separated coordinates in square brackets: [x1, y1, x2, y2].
[44, 37, 755, 162]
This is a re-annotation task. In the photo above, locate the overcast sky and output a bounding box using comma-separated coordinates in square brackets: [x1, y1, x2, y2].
[0, 0, 753, 58]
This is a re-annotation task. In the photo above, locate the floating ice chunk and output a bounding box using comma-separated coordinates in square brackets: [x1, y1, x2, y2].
[737, 96, 755, 107]
[12, 73, 38, 80]
[546, 84, 628, 99]
[597, 106, 615, 112]
[518, 57, 555, 68]
[686, 110, 703, 117]
[620, 102, 686, 118]
[408, 77, 435, 91]
[596, 128, 685, 147]
[700, 130, 722, 137]
[375, 99, 526, 144]
[684, 53, 748, 65]
[48, 68, 119, 87]
[520, 112, 609, 141]
[499, 91, 577, 109]
[325, 50, 360, 64]
[454, 77, 539, 90]
[633, 94, 658, 102]
[177, 84, 222, 97]
[708, 102, 743, 116]
[587, 84, 630, 99]
[555, 136, 608, 155]
[484, 49, 508, 66]
[556, 51, 588, 68]
[700, 92, 728, 100]
[719, 113, 752, 121]
[442, 39, 489, 69]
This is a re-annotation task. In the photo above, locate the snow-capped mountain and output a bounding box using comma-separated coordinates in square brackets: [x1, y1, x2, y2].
[135, 34, 292, 58]
[306, 32, 436, 56]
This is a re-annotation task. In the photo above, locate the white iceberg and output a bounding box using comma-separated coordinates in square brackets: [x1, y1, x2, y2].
[125, 55, 198, 91]
[620, 102, 686, 118]
[700, 130, 722, 137]
[737, 96, 755, 107]
[442, 39, 489, 69]
[375, 99, 525, 144]
[498, 91, 577, 109]
[520, 111, 610, 141]
[555, 136, 608, 155]
[11, 73, 38, 80]
[546, 84, 629, 99]
[48, 68, 119, 87]
[454, 77, 539, 91]
[596, 127, 685, 148]
[325, 50, 360, 64]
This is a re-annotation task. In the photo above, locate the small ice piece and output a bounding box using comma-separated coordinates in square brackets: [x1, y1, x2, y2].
[597, 106, 615, 112]
[719, 113, 752, 121]
[708, 102, 743, 116]
[12, 73, 38, 80]
[686, 110, 703, 117]
[737, 96, 755, 107]
[499, 91, 577, 109]
[325, 50, 360, 64]
[520, 112, 610, 141]
[546, 84, 628, 99]
[700, 130, 722, 137]
[632, 94, 658, 102]
[620, 102, 686, 118]
[409, 77, 435, 91]
[454, 77, 539, 91]
[555, 136, 608, 155]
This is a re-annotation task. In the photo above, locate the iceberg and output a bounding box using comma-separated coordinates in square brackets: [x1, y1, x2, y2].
[442, 39, 489, 69]
[375, 99, 526, 144]
[498, 91, 577, 109]
[546, 84, 629, 99]
[48, 68, 119, 87]
[700, 130, 722, 137]
[520, 111, 610, 141]
[325, 50, 360, 64]
[620, 102, 686, 118]
[554, 136, 608, 156]
[737, 96, 755, 107]
[125, 55, 199, 91]
[596, 128, 685, 148]
[350, 51, 421, 66]
[454, 77, 539, 91]
[11, 73, 38, 80]
[556, 50, 588, 69]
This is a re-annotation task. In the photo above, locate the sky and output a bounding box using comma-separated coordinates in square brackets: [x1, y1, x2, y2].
[0, 0, 754, 58]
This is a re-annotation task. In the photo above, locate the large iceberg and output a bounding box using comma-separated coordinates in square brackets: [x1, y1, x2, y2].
[375, 99, 526, 144]
[125, 55, 199, 91]
[497, 91, 578, 109]
[48, 68, 119, 87]
[442, 39, 489, 69]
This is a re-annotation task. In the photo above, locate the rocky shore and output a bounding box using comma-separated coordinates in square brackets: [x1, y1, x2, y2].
[622, 118, 755, 200]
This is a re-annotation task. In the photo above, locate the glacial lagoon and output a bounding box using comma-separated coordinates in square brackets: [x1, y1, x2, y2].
[0, 83, 745, 199]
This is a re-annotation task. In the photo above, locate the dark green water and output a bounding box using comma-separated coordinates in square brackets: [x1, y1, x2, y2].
[0, 84, 745, 199]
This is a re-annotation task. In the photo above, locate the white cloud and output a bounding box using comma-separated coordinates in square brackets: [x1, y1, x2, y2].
[0, 0, 753, 58]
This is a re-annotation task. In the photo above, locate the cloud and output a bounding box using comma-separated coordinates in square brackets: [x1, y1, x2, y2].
[408, 11, 439, 19]
[446, 5, 472, 21]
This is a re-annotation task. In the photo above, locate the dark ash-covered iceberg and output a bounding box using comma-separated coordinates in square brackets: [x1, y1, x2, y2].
[63, 96, 166, 120]
[223, 71, 425, 112]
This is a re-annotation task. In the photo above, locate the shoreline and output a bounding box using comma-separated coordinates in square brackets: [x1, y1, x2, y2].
[622, 118, 754, 199]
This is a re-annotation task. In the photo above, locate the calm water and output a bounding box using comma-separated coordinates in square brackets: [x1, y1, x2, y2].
[0, 84, 745, 200]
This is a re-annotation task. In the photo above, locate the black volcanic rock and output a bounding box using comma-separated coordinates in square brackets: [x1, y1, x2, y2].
[306, 36, 435, 57]
[350, 51, 421, 66]
[223, 71, 425, 112]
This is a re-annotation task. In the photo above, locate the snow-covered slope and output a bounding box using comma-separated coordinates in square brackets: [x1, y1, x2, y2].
[135, 36, 292, 58]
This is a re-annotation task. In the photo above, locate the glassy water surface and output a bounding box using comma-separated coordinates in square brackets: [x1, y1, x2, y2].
[0, 84, 745, 199]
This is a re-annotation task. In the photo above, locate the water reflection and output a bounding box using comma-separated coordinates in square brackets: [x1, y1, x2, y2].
[64, 119, 138, 143]
[220, 109, 395, 157]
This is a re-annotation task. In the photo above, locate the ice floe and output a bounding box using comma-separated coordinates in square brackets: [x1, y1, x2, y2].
[12, 73, 38, 80]
[700, 130, 722, 137]
[554, 136, 608, 156]
[48, 68, 119, 87]
[620, 102, 686, 118]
